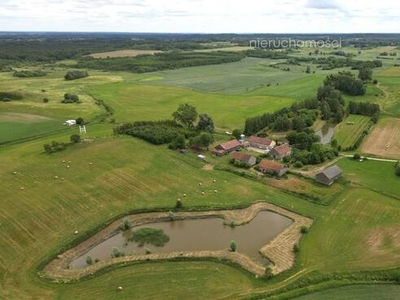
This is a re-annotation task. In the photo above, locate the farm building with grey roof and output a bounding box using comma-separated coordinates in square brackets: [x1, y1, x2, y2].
[315, 165, 343, 186]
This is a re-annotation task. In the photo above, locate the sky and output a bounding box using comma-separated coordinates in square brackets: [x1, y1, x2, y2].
[0, 0, 399, 33]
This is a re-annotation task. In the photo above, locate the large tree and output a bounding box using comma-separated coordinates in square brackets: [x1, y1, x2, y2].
[358, 67, 373, 81]
[172, 103, 198, 128]
[190, 133, 214, 150]
[196, 113, 214, 132]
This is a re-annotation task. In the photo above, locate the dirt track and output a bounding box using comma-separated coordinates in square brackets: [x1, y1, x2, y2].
[43, 202, 312, 280]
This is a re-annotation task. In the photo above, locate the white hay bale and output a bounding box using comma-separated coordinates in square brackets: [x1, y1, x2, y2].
[61, 178, 65, 181]
[20, 187, 24, 191]
[68, 161, 71, 164]
[201, 192, 205, 195]
[74, 230, 79, 235]
[214, 190, 218, 193]
[213, 179, 216, 183]
[62, 160, 66, 163]
[89, 162, 93, 165]
[54, 176, 58, 179]
[13, 171, 17, 175]
[117, 286, 123, 291]
[183, 194, 187, 197]
[66, 165, 70, 168]
[199, 183, 202, 186]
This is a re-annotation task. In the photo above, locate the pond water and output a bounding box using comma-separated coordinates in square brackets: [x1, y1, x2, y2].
[71, 211, 292, 268]
[315, 123, 335, 145]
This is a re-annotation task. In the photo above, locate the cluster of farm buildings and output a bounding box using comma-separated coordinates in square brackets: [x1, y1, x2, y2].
[212, 136, 342, 186]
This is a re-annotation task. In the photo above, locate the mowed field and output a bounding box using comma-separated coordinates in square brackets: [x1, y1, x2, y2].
[0, 132, 323, 300]
[293, 284, 400, 300]
[334, 115, 371, 149]
[85, 82, 295, 130]
[362, 116, 400, 159]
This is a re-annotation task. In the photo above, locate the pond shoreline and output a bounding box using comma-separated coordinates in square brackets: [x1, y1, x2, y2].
[43, 202, 313, 280]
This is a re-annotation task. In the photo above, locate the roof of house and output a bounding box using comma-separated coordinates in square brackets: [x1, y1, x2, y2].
[259, 160, 285, 172]
[317, 165, 343, 180]
[272, 144, 292, 155]
[217, 139, 241, 150]
[230, 152, 255, 163]
[248, 136, 273, 146]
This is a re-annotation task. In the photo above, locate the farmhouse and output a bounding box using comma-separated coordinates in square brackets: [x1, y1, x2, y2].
[213, 139, 242, 156]
[269, 144, 292, 160]
[247, 136, 276, 150]
[315, 165, 343, 185]
[230, 152, 257, 166]
[258, 160, 288, 177]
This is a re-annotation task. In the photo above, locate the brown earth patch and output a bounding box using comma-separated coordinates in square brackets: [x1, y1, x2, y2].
[43, 202, 312, 280]
[202, 164, 214, 170]
[366, 227, 400, 256]
[362, 118, 400, 159]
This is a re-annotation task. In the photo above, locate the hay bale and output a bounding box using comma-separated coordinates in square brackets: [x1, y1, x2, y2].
[117, 286, 123, 291]
[61, 177, 65, 181]
[89, 162, 93, 165]
[183, 193, 187, 197]
[74, 230, 79, 235]
[201, 192, 205, 195]
[199, 183, 202, 186]
[213, 179, 216, 183]
[66, 165, 70, 168]
[62, 160, 66, 163]
[54, 176, 58, 179]
[20, 187, 24, 191]
[214, 190, 218, 193]
[13, 171, 17, 175]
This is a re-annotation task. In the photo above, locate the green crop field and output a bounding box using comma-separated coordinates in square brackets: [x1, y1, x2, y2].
[293, 284, 400, 300]
[85, 82, 295, 130]
[334, 115, 372, 149]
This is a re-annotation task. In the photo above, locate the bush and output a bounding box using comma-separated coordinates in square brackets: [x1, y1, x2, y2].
[300, 226, 309, 234]
[293, 244, 300, 253]
[119, 219, 131, 231]
[264, 267, 273, 279]
[76, 117, 84, 125]
[175, 199, 183, 209]
[70, 134, 81, 143]
[294, 161, 303, 168]
[43, 97, 49, 103]
[230, 240, 237, 252]
[353, 153, 361, 160]
[129, 228, 170, 247]
[64, 70, 89, 80]
[395, 162, 400, 177]
[62, 93, 80, 104]
[111, 247, 125, 258]
[13, 70, 47, 78]
[86, 256, 93, 265]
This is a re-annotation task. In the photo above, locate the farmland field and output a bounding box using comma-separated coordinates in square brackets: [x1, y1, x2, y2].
[293, 284, 400, 300]
[85, 82, 295, 130]
[88, 49, 163, 58]
[334, 115, 372, 149]
[361, 116, 400, 159]
[1, 37, 400, 300]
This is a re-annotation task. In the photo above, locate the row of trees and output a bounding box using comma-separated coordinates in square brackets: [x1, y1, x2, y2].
[76, 51, 245, 73]
[244, 98, 320, 135]
[115, 104, 216, 150]
[324, 72, 366, 96]
[13, 70, 47, 78]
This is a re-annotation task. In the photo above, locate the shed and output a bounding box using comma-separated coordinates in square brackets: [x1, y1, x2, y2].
[315, 165, 343, 185]
[258, 160, 288, 177]
[212, 139, 242, 156]
[230, 152, 257, 166]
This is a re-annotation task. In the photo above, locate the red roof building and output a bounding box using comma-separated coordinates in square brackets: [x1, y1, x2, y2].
[213, 139, 242, 156]
[258, 160, 288, 177]
[269, 144, 292, 160]
[247, 136, 276, 150]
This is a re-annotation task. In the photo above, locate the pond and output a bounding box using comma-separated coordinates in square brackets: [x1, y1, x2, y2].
[71, 211, 292, 268]
[315, 123, 335, 145]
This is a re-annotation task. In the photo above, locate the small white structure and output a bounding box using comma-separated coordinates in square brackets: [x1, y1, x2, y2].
[64, 120, 76, 126]
[198, 154, 206, 160]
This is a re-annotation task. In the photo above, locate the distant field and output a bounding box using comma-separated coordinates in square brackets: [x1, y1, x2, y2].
[135, 57, 312, 95]
[362, 116, 400, 159]
[293, 284, 400, 300]
[88, 49, 162, 58]
[334, 115, 371, 149]
[85, 82, 295, 130]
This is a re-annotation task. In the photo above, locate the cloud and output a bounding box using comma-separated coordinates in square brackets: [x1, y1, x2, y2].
[306, 0, 342, 10]
[0, 0, 399, 33]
